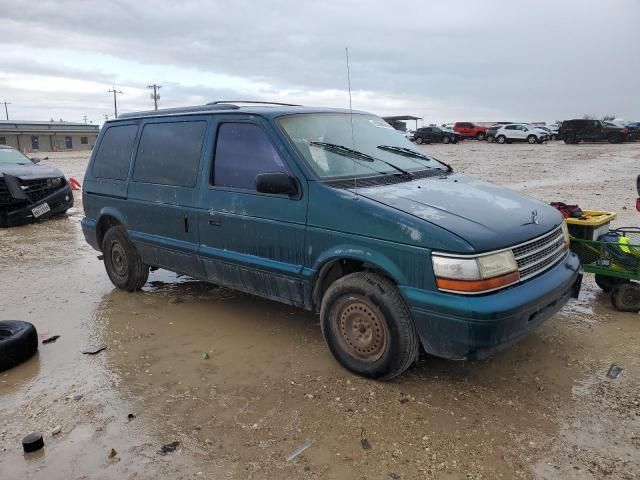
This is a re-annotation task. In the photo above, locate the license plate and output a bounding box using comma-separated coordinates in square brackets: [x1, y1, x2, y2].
[32, 202, 51, 218]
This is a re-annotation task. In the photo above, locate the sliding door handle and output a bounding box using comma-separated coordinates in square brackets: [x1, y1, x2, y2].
[208, 210, 222, 226]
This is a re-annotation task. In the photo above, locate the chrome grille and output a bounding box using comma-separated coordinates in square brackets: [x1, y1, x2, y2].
[512, 226, 567, 280]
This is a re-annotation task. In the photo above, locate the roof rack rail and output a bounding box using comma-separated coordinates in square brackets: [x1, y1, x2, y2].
[206, 100, 302, 107]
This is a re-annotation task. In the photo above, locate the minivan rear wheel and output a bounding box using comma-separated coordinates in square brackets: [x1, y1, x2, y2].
[103, 226, 149, 292]
[320, 272, 419, 379]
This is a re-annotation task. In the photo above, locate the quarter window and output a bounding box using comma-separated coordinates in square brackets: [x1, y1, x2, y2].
[213, 123, 286, 190]
[92, 124, 138, 180]
[133, 121, 206, 187]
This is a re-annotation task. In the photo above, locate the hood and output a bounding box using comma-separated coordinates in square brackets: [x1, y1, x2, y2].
[0, 163, 64, 180]
[356, 173, 562, 252]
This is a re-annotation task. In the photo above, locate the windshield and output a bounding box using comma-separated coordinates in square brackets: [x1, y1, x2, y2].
[0, 148, 33, 165]
[277, 113, 445, 179]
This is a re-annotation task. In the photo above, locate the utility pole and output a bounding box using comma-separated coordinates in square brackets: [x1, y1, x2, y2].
[2, 100, 10, 120]
[147, 84, 162, 110]
[108, 87, 124, 118]
[103, 114, 109, 122]
[82, 115, 88, 124]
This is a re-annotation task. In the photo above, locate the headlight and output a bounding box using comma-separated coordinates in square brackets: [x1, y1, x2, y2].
[432, 251, 519, 294]
[46, 177, 62, 188]
[561, 221, 570, 248]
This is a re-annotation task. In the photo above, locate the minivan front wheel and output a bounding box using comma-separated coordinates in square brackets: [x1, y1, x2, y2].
[103, 226, 149, 291]
[320, 272, 419, 379]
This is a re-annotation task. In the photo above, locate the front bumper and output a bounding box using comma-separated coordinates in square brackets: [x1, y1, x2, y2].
[401, 251, 582, 360]
[0, 185, 74, 227]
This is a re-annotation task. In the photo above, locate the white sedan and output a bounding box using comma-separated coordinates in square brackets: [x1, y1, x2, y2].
[494, 124, 549, 144]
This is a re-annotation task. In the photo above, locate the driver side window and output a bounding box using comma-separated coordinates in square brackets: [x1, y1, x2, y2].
[213, 123, 287, 190]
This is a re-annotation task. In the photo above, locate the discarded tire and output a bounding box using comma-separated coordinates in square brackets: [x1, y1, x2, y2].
[0, 321, 38, 372]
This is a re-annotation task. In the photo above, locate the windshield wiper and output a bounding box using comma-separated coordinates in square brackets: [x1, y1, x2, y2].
[310, 141, 413, 177]
[377, 145, 453, 172]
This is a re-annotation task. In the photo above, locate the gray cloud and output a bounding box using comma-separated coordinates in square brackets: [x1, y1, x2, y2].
[1, 0, 638, 122]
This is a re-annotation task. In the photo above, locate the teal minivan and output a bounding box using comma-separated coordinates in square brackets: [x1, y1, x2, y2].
[82, 102, 582, 379]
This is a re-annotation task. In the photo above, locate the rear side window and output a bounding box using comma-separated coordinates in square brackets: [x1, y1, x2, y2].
[213, 123, 286, 190]
[133, 121, 206, 187]
[92, 124, 138, 180]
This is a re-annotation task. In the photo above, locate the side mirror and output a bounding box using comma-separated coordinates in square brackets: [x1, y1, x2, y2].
[43, 156, 49, 160]
[30, 157, 41, 163]
[255, 172, 297, 196]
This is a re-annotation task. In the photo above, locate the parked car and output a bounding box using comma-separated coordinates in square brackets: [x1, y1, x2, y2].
[545, 124, 560, 140]
[412, 126, 461, 144]
[485, 122, 514, 143]
[494, 124, 549, 144]
[453, 122, 487, 140]
[559, 119, 627, 144]
[0, 145, 73, 227]
[625, 121, 640, 141]
[82, 102, 581, 379]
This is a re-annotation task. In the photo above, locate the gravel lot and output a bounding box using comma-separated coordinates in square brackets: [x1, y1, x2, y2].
[1, 140, 639, 479]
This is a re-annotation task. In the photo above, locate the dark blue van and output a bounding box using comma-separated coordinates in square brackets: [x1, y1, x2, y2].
[82, 102, 582, 379]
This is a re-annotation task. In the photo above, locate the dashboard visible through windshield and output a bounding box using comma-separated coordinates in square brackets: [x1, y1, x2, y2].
[277, 113, 446, 179]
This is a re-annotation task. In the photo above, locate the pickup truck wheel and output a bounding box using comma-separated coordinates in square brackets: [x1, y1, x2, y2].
[103, 226, 149, 292]
[320, 272, 419, 380]
[414, 136, 423, 145]
[497, 135, 506, 144]
[608, 133, 624, 144]
[611, 283, 640, 312]
[0, 321, 38, 372]
[527, 135, 537, 144]
[476, 132, 485, 141]
[442, 136, 451, 144]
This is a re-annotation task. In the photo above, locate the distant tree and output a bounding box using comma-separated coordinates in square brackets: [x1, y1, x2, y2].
[582, 114, 595, 120]
[602, 114, 616, 121]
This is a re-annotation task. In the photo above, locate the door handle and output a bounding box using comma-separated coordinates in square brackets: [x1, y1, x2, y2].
[208, 210, 222, 226]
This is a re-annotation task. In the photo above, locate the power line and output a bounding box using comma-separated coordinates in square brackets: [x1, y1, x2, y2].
[108, 87, 124, 118]
[2, 100, 10, 120]
[147, 84, 162, 110]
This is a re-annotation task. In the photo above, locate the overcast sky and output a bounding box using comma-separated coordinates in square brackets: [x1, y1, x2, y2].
[1, 0, 638, 125]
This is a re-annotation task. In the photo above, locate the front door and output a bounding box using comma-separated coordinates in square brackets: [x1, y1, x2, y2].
[198, 116, 308, 307]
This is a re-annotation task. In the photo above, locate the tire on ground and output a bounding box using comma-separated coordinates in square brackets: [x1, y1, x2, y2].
[611, 283, 640, 312]
[0, 321, 38, 372]
[320, 272, 419, 380]
[102, 225, 149, 292]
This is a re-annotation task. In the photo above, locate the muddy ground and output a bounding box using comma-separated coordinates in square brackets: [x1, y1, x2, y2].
[1, 141, 639, 480]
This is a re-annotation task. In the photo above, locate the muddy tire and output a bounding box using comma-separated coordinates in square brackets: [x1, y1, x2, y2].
[594, 274, 629, 292]
[0, 321, 38, 372]
[102, 226, 149, 292]
[611, 283, 640, 312]
[320, 272, 419, 380]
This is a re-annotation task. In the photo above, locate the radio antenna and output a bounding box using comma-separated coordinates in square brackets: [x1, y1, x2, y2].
[345, 47, 357, 198]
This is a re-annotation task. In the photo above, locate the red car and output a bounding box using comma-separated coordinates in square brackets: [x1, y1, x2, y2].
[453, 122, 488, 140]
